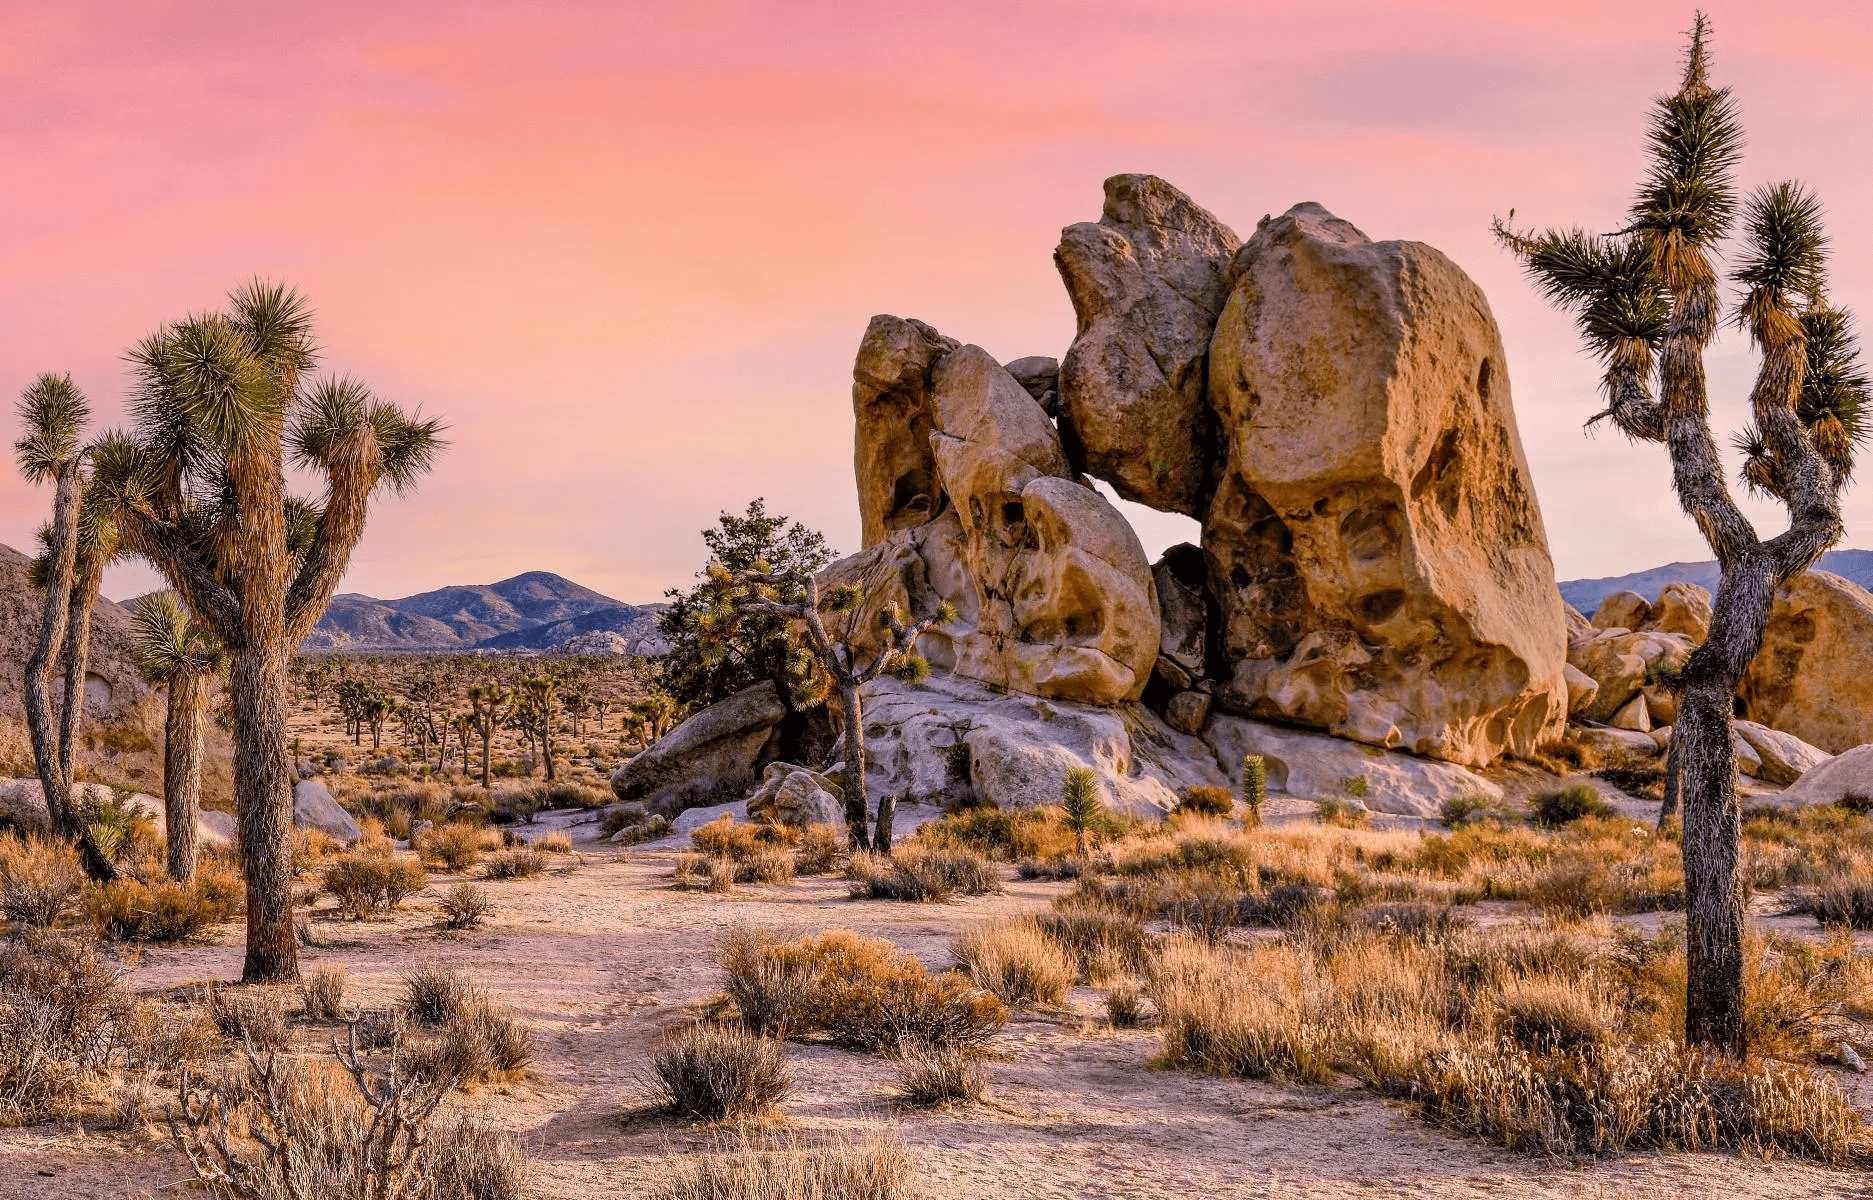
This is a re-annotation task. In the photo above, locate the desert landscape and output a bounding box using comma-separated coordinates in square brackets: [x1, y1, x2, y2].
[5, 7, 1873, 1200]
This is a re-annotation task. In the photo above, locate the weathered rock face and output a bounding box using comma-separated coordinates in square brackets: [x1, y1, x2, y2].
[1731, 720, 1831, 787]
[292, 779, 362, 842]
[1648, 583, 1712, 643]
[1738, 571, 1873, 755]
[1203, 715, 1500, 819]
[1202, 203, 1568, 766]
[744, 761, 845, 830]
[1781, 744, 1873, 808]
[1592, 591, 1651, 632]
[1056, 175, 1242, 515]
[834, 319, 1161, 706]
[610, 680, 787, 815]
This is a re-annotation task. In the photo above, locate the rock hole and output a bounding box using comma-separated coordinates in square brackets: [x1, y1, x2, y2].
[1337, 503, 1401, 563]
[1477, 357, 1495, 402]
[1353, 589, 1406, 626]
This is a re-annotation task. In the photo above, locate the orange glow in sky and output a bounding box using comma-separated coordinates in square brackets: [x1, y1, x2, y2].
[3, 1, 1870, 602]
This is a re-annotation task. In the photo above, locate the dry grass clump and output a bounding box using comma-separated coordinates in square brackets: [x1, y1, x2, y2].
[677, 854, 744, 893]
[920, 804, 1088, 863]
[1034, 910, 1150, 983]
[1532, 783, 1617, 827]
[0, 834, 83, 927]
[324, 851, 429, 918]
[400, 961, 534, 1085]
[846, 845, 999, 902]
[300, 966, 348, 1021]
[436, 882, 493, 930]
[483, 846, 547, 879]
[1148, 920, 1872, 1162]
[533, 829, 573, 855]
[648, 1023, 792, 1120]
[202, 984, 291, 1051]
[414, 821, 501, 872]
[404, 960, 475, 1026]
[169, 1033, 527, 1200]
[1174, 784, 1235, 818]
[1105, 982, 1146, 1028]
[721, 928, 1006, 1054]
[0, 931, 127, 1123]
[647, 1131, 919, 1200]
[894, 1043, 984, 1108]
[81, 875, 242, 942]
[794, 824, 841, 875]
[953, 918, 1075, 1008]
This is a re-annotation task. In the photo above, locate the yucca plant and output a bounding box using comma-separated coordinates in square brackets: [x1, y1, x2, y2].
[520, 675, 559, 781]
[13, 374, 117, 882]
[130, 592, 225, 884]
[1061, 767, 1103, 855]
[466, 681, 507, 789]
[87, 280, 444, 983]
[1496, 15, 1866, 1054]
[1241, 755, 1266, 827]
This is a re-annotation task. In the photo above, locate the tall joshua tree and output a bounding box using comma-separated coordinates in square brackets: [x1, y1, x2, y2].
[90, 281, 444, 982]
[467, 682, 507, 790]
[130, 592, 224, 884]
[521, 675, 561, 781]
[14, 374, 117, 881]
[1497, 16, 1866, 1054]
[719, 564, 951, 854]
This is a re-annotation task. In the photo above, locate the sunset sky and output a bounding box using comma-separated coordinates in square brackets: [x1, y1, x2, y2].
[3, 1, 1869, 605]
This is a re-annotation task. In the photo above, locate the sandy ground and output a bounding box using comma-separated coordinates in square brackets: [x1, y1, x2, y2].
[4, 806, 1870, 1200]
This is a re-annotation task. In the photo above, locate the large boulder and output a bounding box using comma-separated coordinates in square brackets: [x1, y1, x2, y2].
[292, 779, 362, 842]
[1566, 628, 1693, 724]
[1202, 203, 1568, 766]
[1731, 720, 1831, 787]
[1203, 715, 1501, 819]
[1646, 583, 1712, 643]
[1592, 591, 1651, 632]
[1737, 571, 1873, 754]
[1151, 544, 1209, 676]
[1055, 174, 1242, 515]
[609, 680, 788, 816]
[1780, 745, 1873, 808]
[831, 319, 1161, 706]
[745, 762, 845, 830]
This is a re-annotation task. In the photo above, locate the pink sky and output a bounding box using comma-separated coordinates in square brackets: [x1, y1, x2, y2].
[3, 1, 1870, 604]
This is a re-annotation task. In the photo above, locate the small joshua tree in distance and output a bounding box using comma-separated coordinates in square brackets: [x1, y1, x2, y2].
[1241, 755, 1266, 827]
[1061, 766, 1103, 856]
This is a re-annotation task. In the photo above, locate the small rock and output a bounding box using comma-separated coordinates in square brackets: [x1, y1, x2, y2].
[1609, 693, 1652, 733]
[1592, 591, 1651, 632]
[1844, 1043, 1866, 1074]
[1164, 690, 1213, 736]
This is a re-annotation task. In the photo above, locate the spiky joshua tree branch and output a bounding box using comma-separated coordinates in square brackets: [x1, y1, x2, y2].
[1496, 15, 1867, 1055]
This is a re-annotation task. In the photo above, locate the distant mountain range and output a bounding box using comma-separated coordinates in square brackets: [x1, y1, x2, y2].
[299, 571, 669, 655]
[1559, 549, 1873, 615]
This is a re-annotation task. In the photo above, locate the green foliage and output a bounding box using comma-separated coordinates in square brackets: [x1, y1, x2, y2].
[13, 373, 89, 483]
[1061, 767, 1103, 854]
[1241, 755, 1267, 825]
[656, 499, 834, 715]
[1533, 784, 1617, 828]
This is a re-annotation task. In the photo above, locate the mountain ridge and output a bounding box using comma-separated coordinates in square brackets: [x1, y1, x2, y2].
[1558, 549, 1873, 615]
[300, 570, 669, 654]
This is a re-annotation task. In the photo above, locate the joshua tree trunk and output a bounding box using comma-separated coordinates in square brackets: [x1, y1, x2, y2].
[480, 728, 493, 790]
[231, 639, 298, 983]
[542, 717, 556, 782]
[165, 668, 206, 884]
[57, 552, 103, 797]
[838, 679, 870, 853]
[873, 791, 898, 856]
[1657, 735, 1684, 829]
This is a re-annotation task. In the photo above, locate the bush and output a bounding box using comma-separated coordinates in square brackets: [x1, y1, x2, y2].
[1316, 795, 1369, 829]
[1805, 861, 1873, 928]
[1105, 983, 1146, 1029]
[82, 877, 237, 942]
[431, 1116, 528, 1200]
[0, 835, 82, 927]
[404, 961, 474, 1027]
[675, 854, 741, 893]
[202, 984, 290, 1051]
[415, 822, 493, 872]
[1533, 783, 1616, 827]
[1175, 785, 1234, 819]
[647, 1133, 918, 1200]
[953, 919, 1074, 1008]
[692, 815, 763, 860]
[532, 829, 572, 855]
[414, 997, 534, 1085]
[793, 824, 841, 875]
[722, 929, 1006, 1054]
[436, 883, 492, 930]
[894, 1044, 984, 1108]
[300, 966, 348, 1021]
[1438, 794, 1500, 828]
[845, 846, 999, 902]
[1034, 911, 1150, 983]
[483, 848, 547, 880]
[0, 932, 125, 1121]
[324, 853, 429, 918]
[648, 1023, 791, 1120]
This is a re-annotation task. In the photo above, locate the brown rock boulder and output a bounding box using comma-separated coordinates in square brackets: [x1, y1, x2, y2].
[609, 680, 788, 816]
[1592, 591, 1650, 632]
[1056, 175, 1241, 515]
[1738, 571, 1873, 754]
[852, 315, 959, 548]
[1201, 203, 1567, 766]
[1645, 582, 1712, 642]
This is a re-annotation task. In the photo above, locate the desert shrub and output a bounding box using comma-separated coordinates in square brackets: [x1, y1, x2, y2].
[721, 928, 1006, 1053]
[300, 966, 348, 1021]
[404, 961, 475, 1027]
[414, 996, 534, 1085]
[648, 1023, 791, 1120]
[81, 877, 237, 943]
[647, 1132, 918, 1200]
[1595, 751, 1667, 802]
[739, 846, 795, 885]
[616, 815, 674, 846]
[436, 883, 492, 931]
[894, 1043, 984, 1108]
[324, 853, 429, 918]
[483, 847, 547, 880]
[202, 984, 290, 1051]
[793, 824, 841, 875]
[0, 932, 126, 1122]
[676, 854, 741, 893]
[692, 815, 764, 860]
[1034, 910, 1150, 982]
[1805, 861, 1873, 929]
[1316, 795, 1369, 828]
[294, 827, 342, 872]
[1438, 794, 1502, 828]
[845, 846, 999, 902]
[952, 919, 1074, 1008]
[430, 1116, 528, 1200]
[533, 829, 572, 855]
[1533, 783, 1616, 827]
[415, 822, 492, 872]
[1175, 785, 1234, 819]
[600, 806, 648, 838]
[1105, 982, 1146, 1029]
[0, 835, 82, 927]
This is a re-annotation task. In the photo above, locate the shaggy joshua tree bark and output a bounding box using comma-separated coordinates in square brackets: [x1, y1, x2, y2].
[13, 374, 117, 882]
[90, 281, 443, 982]
[1498, 17, 1866, 1054]
[720, 564, 951, 854]
[468, 682, 507, 790]
[130, 592, 224, 884]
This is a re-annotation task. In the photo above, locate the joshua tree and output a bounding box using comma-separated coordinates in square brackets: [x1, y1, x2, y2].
[1061, 766, 1103, 855]
[562, 686, 589, 738]
[467, 682, 507, 790]
[451, 712, 475, 776]
[1497, 17, 1865, 1054]
[130, 592, 224, 884]
[363, 693, 392, 752]
[1241, 755, 1266, 827]
[520, 675, 560, 781]
[719, 564, 951, 853]
[88, 281, 444, 983]
[13, 375, 117, 881]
